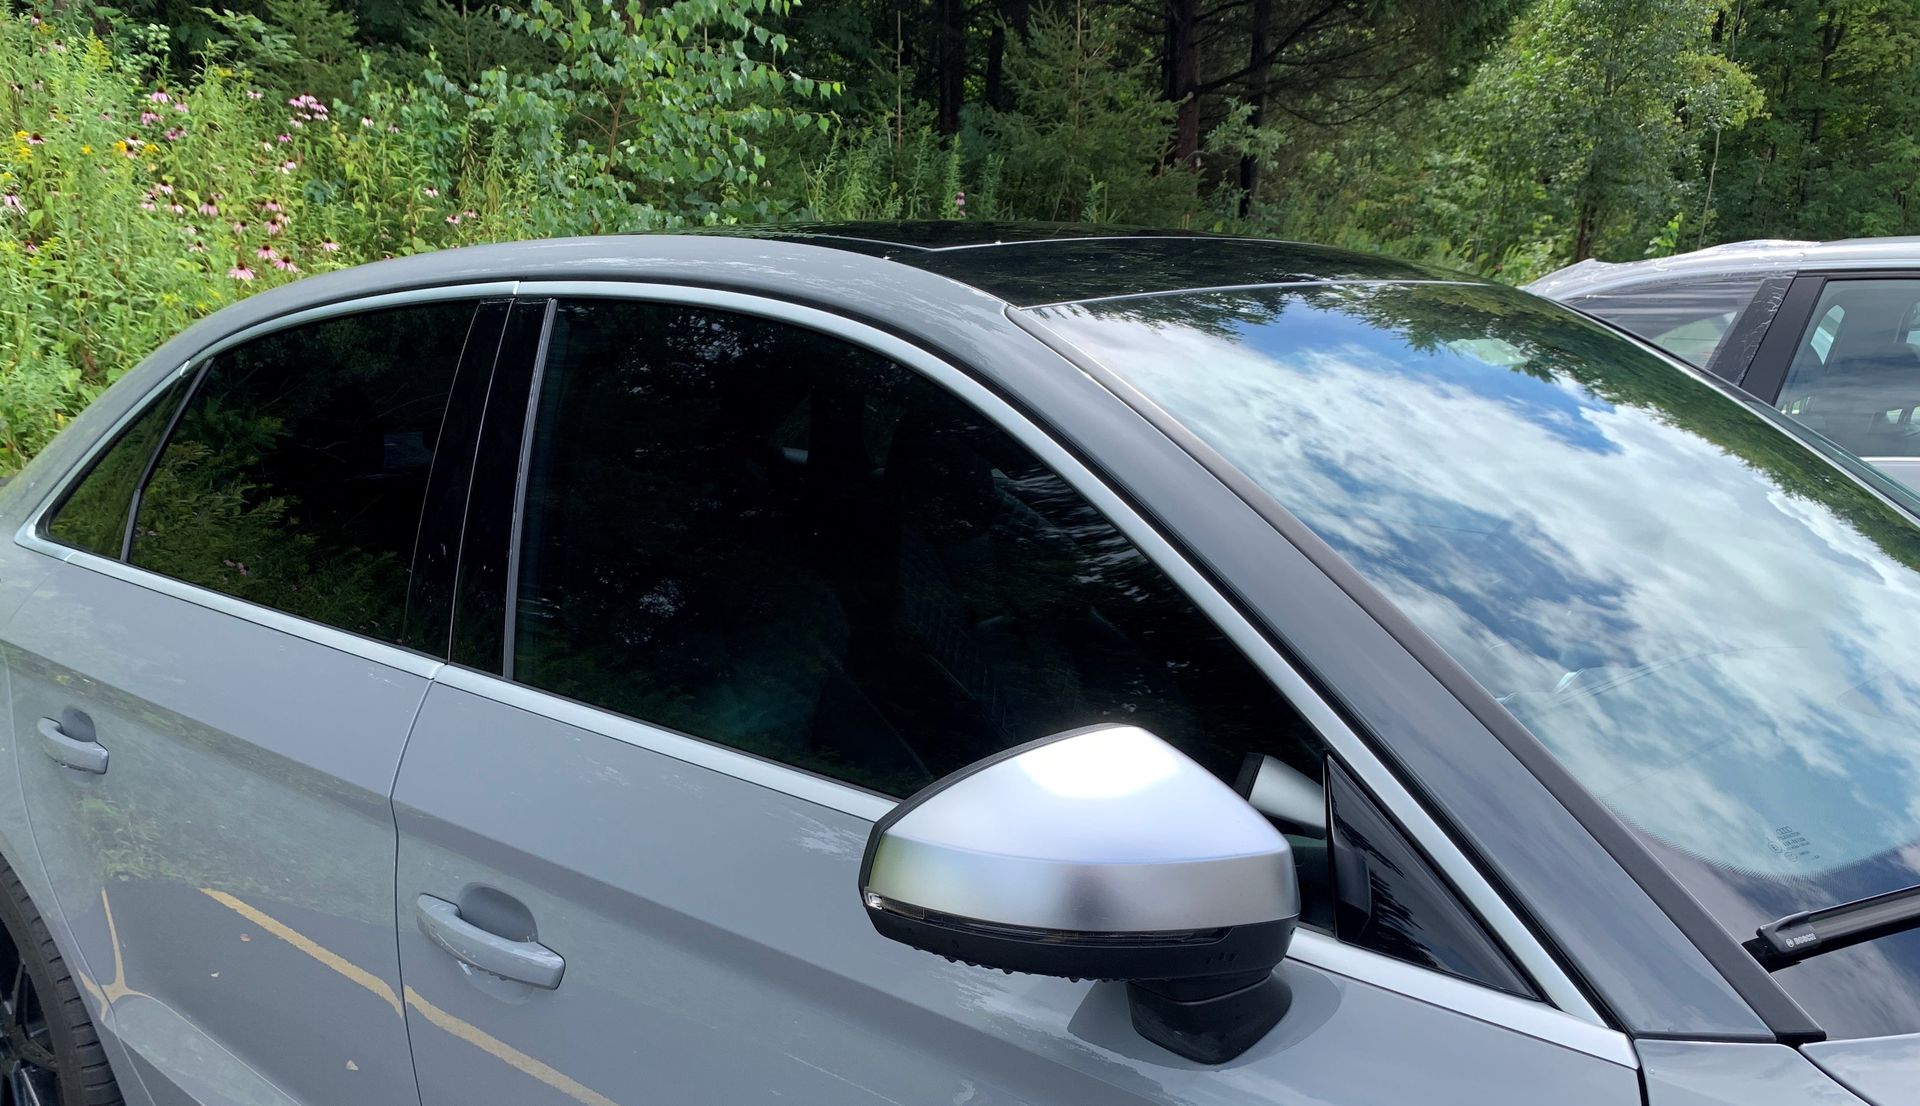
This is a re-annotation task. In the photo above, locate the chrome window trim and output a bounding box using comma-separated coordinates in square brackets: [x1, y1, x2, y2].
[11, 282, 517, 676]
[501, 281, 1611, 1034]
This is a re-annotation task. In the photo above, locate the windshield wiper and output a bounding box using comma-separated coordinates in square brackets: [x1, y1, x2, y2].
[1746, 884, 1920, 969]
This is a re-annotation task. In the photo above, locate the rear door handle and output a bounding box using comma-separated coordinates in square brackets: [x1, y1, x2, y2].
[415, 894, 564, 990]
[38, 716, 107, 775]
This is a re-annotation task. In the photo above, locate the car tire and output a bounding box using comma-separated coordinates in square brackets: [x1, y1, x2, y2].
[0, 855, 121, 1106]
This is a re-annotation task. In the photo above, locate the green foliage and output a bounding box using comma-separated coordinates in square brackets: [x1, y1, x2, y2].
[986, 4, 1196, 224]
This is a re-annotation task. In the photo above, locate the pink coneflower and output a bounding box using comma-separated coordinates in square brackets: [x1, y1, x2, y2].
[228, 264, 255, 280]
[24, 133, 42, 145]
[277, 133, 292, 143]
[173, 102, 189, 114]
[387, 123, 399, 134]
[361, 117, 374, 128]
[423, 187, 439, 198]
[446, 213, 462, 225]
[156, 183, 173, 195]
[148, 90, 170, 104]
[289, 119, 304, 128]
[231, 221, 248, 233]
[139, 200, 156, 212]
[245, 90, 263, 101]
[182, 225, 198, 235]
[272, 257, 298, 271]
[169, 203, 185, 214]
[954, 190, 966, 209]
[2, 194, 23, 212]
[320, 240, 341, 252]
[260, 200, 282, 212]
[23, 241, 37, 254]
[199, 202, 218, 216]
[264, 218, 285, 235]
[278, 160, 297, 174]
[256, 244, 277, 259]
[188, 242, 206, 253]
[141, 111, 160, 125]
[164, 128, 184, 141]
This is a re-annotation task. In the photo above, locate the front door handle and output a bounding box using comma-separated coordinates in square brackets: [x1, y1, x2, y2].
[415, 894, 564, 990]
[38, 715, 107, 774]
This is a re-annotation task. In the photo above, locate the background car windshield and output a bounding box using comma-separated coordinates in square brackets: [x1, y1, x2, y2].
[1028, 282, 1920, 1037]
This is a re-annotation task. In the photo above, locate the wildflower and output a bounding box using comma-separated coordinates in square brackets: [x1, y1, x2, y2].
[24, 133, 42, 146]
[140, 200, 156, 212]
[277, 134, 292, 143]
[256, 244, 276, 259]
[157, 183, 174, 195]
[289, 119, 304, 129]
[182, 225, 198, 235]
[2, 194, 22, 212]
[278, 159, 297, 174]
[164, 128, 184, 141]
[446, 213, 461, 225]
[23, 241, 36, 254]
[141, 143, 157, 155]
[79, 145, 91, 155]
[387, 124, 399, 134]
[361, 117, 374, 128]
[265, 218, 285, 235]
[188, 243, 206, 253]
[231, 221, 248, 233]
[141, 112, 161, 125]
[228, 264, 255, 280]
[260, 200, 282, 213]
[173, 102, 189, 115]
[320, 240, 341, 252]
[423, 187, 439, 198]
[148, 90, 171, 104]
[272, 257, 298, 272]
[199, 202, 218, 216]
[169, 203, 186, 214]
[245, 90, 263, 101]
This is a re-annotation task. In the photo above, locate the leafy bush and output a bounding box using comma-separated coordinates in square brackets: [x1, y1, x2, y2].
[0, 0, 834, 473]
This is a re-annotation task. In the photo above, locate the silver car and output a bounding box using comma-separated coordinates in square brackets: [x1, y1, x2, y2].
[1, 225, 1916, 1106]
[1530, 237, 1920, 492]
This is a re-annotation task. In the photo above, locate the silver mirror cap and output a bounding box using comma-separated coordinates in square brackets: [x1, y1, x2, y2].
[861, 724, 1298, 935]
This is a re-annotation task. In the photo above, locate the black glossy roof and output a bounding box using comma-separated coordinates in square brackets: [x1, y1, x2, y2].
[698, 222, 1465, 306]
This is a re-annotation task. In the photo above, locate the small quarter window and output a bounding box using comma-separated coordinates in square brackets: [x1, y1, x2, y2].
[45, 376, 192, 559]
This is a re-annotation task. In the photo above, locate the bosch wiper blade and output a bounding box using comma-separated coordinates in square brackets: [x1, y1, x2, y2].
[1746, 884, 1920, 969]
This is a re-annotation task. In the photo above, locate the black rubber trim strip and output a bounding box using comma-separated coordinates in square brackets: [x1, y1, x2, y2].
[117, 365, 204, 561]
[1008, 306, 1826, 1045]
[1739, 274, 1828, 401]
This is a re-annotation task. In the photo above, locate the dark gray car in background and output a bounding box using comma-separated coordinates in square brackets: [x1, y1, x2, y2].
[1530, 236, 1920, 492]
[0, 225, 1916, 1105]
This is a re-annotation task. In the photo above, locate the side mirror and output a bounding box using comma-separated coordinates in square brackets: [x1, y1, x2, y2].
[859, 724, 1298, 1063]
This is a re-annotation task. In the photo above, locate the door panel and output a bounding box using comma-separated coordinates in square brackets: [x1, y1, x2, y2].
[393, 680, 1639, 1106]
[5, 565, 424, 1104]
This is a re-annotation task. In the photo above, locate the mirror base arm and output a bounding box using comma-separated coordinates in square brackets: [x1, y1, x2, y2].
[1127, 971, 1292, 1065]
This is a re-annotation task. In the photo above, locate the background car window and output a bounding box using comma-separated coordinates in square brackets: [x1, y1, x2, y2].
[506, 299, 1529, 992]
[129, 302, 479, 648]
[45, 375, 191, 558]
[1779, 280, 1920, 456]
[1561, 271, 1766, 368]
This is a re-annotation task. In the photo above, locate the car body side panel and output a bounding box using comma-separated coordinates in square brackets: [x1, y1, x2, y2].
[1801, 1035, 1920, 1106]
[391, 680, 1640, 1106]
[1637, 1041, 1865, 1106]
[3, 555, 425, 1106]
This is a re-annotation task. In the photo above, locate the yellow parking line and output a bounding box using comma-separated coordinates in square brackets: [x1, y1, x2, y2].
[196, 888, 620, 1106]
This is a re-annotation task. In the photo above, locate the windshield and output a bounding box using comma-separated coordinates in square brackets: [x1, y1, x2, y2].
[1026, 281, 1920, 1038]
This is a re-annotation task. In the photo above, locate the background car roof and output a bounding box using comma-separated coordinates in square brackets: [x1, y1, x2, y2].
[1527, 236, 1920, 299]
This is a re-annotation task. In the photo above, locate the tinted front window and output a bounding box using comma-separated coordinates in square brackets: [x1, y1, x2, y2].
[130, 303, 478, 648]
[1031, 282, 1920, 1037]
[46, 376, 190, 557]
[513, 300, 1319, 795]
